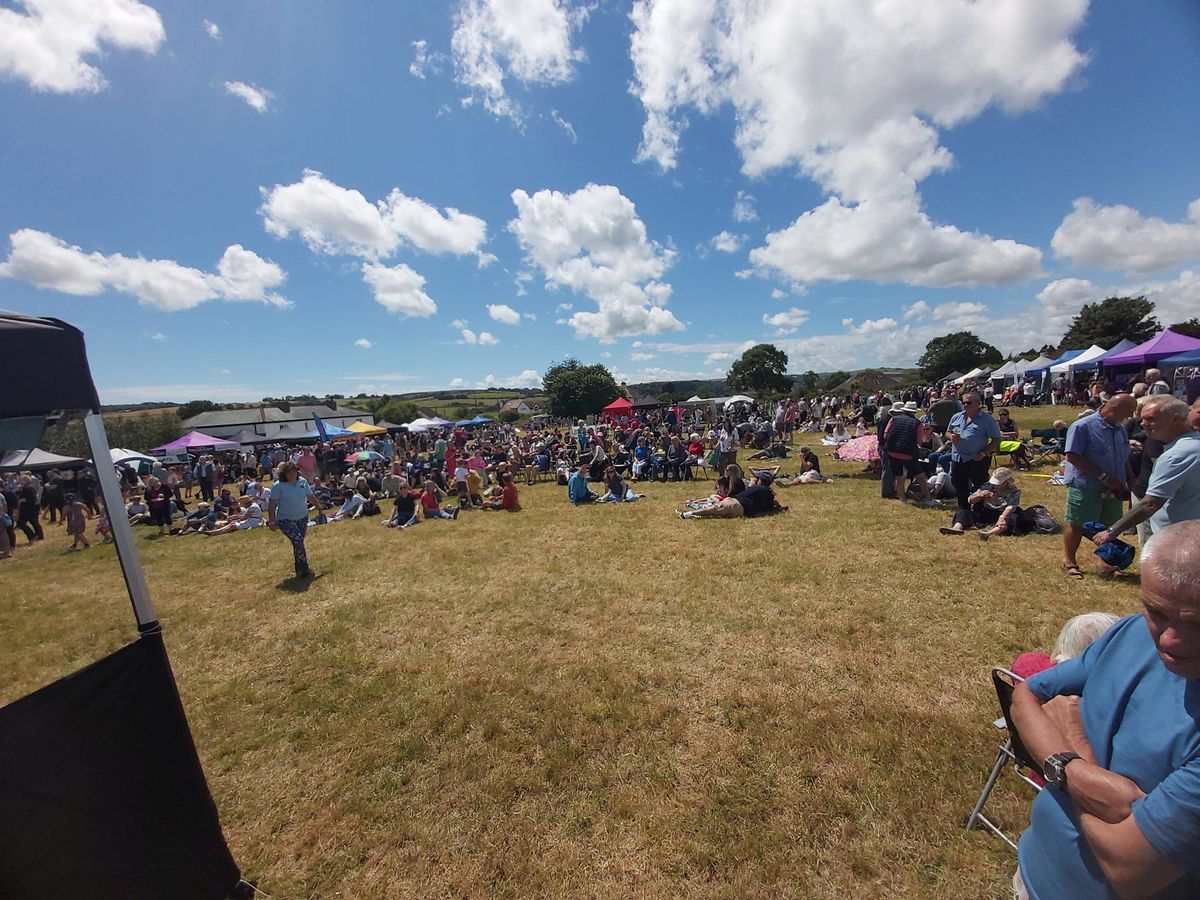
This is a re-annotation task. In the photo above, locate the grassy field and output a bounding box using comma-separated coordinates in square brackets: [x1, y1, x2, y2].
[0, 403, 1140, 897]
[406, 391, 538, 416]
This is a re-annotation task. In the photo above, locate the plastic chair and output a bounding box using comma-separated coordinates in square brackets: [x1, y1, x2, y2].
[966, 668, 1042, 851]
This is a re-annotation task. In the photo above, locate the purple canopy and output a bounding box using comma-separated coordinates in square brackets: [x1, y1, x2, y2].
[1103, 330, 1200, 367]
[150, 430, 239, 454]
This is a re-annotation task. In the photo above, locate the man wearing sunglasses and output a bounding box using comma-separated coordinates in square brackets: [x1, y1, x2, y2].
[945, 391, 1002, 512]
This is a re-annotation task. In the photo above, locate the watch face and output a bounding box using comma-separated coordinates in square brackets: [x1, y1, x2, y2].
[1043, 756, 1064, 785]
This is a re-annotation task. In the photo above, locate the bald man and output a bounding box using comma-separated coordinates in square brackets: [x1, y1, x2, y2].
[1061, 394, 1137, 579]
[1012, 521, 1200, 898]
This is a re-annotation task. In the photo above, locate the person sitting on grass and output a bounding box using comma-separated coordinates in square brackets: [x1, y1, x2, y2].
[939, 467, 1020, 537]
[174, 500, 215, 535]
[678, 472, 784, 519]
[202, 495, 264, 535]
[327, 477, 377, 521]
[420, 480, 459, 520]
[602, 465, 643, 502]
[568, 463, 598, 505]
[126, 494, 149, 525]
[467, 466, 485, 508]
[383, 478, 421, 528]
[482, 473, 521, 511]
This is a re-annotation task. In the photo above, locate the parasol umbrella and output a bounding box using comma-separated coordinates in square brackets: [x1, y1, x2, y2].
[833, 434, 879, 463]
[344, 450, 386, 463]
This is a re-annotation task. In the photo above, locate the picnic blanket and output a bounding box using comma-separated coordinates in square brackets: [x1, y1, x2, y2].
[833, 434, 879, 463]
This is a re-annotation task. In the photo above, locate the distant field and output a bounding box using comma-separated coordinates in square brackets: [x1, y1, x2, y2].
[1, 401, 1127, 897]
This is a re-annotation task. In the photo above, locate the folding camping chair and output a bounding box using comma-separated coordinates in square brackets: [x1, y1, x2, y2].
[965, 667, 1043, 851]
[1028, 429, 1067, 467]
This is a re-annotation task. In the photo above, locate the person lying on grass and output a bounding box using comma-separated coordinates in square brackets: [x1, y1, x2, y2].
[202, 495, 264, 535]
[746, 436, 789, 461]
[939, 467, 1020, 538]
[677, 472, 786, 519]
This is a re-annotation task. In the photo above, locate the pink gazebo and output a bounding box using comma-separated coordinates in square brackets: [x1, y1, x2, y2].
[149, 430, 240, 455]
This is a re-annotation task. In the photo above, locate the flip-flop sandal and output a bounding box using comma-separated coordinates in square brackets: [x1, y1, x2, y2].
[939, 526, 964, 535]
[1062, 564, 1084, 581]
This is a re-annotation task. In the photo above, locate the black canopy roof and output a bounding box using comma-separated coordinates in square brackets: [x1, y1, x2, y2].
[0, 310, 100, 420]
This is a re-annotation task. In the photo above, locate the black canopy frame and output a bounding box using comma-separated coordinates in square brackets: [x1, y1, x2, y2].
[0, 310, 246, 899]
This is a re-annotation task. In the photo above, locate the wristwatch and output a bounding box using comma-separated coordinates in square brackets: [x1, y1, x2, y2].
[1043, 752, 1081, 789]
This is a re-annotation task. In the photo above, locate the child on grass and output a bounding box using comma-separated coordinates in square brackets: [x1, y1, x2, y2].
[96, 510, 113, 543]
[65, 494, 91, 550]
[421, 481, 459, 520]
[466, 467, 484, 509]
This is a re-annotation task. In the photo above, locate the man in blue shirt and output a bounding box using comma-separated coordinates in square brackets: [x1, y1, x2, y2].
[1011, 520, 1200, 898]
[1094, 397, 1200, 554]
[1061, 394, 1136, 579]
[945, 392, 1002, 510]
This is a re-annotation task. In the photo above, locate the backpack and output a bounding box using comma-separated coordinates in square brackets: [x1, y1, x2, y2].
[1020, 504, 1061, 534]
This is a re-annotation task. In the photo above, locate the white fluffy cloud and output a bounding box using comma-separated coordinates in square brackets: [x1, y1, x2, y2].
[0, 229, 290, 311]
[750, 193, 1044, 288]
[486, 303, 521, 324]
[841, 316, 898, 335]
[1038, 271, 1200, 334]
[203, 19, 220, 40]
[448, 377, 467, 388]
[0, 0, 164, 93]
[508, 183, 684, 341]
[709, 230, 744, 253]
[477, 369, 542, 389]
[451, 0, 587, 121]
[630, 0, 1078, 288]
[1051, 197, 1200, 274]
[224, 81, 272, 113]
[150, 331, 165, 341]
[479, 331, 499, 345]
[361, 262, 437, 317]
[629, 351, 656, 361]
[260, 169, 492, 263]
[762, 307, 810, 335]
[354, 338, 373, 349]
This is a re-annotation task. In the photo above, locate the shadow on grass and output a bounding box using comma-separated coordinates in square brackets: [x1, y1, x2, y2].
[277, 572, 324, 593]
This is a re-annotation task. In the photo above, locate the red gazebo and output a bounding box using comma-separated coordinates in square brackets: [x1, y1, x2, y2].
[601, 396, 634, 419]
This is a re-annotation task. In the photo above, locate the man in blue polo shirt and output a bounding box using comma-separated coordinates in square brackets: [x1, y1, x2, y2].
[1060, 393, 1136, 580]
[1011, 520, 1200, 898]
[945, 391, 1001, 510]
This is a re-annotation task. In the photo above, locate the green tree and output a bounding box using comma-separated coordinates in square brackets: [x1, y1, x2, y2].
[1169, 318, 1200, 339]
[374, 399, 419, 425]
[498, 410, 521, 424]
[917, 331, 1003, 382]
[726, 344, 792, 396]
[176, 399, 219, 421]
[543, 359, 619, 418]
[1060, 296, 1159, 348]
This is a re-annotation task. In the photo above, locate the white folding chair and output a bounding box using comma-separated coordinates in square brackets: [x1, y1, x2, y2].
[965, 667, 1042, 851]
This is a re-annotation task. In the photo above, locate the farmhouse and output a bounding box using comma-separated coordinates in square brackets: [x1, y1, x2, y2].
[499, 398, 542, 416]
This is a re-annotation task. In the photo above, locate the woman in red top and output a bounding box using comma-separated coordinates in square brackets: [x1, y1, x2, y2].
[483, 474, 521, 511]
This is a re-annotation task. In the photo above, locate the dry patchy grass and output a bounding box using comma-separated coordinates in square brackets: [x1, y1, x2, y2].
[0, 404, 1139, 897]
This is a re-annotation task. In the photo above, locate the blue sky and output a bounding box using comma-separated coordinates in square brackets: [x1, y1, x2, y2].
[2, 0, 1199, 403]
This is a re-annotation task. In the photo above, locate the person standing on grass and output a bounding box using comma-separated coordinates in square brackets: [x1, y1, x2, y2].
[1092, 397, 1200, 554]
[0, 490, 12, 559]
[267, 461, 320, 578]
[1010, 521, 1200, 900]
[946, 392, 1002, 514]
[1060, 394, 1137, 581]
[64, 493, 91, 550]
[16, 473, 44, 543]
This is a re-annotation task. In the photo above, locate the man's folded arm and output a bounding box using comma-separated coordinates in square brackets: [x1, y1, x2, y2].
[1078, 812, 1183, 899]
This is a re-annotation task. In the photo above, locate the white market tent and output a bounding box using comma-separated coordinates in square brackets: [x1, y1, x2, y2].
[954, 367, 991, 384]
[1071, 338, 1138, 373]
[1050, 344, 1106, 374]
[989, 360, 1017, 380]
